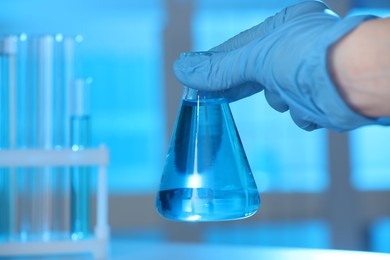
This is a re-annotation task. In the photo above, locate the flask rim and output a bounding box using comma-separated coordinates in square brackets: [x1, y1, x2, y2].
[180, 51, 228, 103]
[182, 86, 228, 104]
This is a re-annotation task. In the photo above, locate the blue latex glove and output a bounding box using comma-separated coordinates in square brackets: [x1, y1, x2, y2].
[173, 1, 385, 131]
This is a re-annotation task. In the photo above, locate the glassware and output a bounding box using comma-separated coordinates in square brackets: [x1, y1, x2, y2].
[156, 78, 260, 222]
[0, 36, 16, 241]
[70, 78, 92, 240]
[0, 34, 89, 242]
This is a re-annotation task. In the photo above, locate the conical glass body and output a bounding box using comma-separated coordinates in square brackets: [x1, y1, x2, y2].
[156, 87, 260, 222]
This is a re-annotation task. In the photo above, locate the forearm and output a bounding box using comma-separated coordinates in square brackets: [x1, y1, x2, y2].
[329, 18, 390, 118]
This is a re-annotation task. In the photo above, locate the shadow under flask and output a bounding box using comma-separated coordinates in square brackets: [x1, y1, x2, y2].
[156, 86, 260, 222]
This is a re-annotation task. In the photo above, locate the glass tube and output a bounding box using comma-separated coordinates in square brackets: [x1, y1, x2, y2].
[0, 36, 17, 241]
[50, 35, 75, 239]
[15, 33, 33, 241]
[16, 35, 48, 241]
[70, 78, 92, 240]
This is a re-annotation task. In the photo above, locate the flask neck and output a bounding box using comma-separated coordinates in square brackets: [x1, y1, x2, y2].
[182, 86, 227, 104]
[180, 51, 228, 104]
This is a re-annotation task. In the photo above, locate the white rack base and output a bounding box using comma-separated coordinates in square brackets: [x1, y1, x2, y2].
[0, 146, 110, 259]
[0, 238, 108, 259]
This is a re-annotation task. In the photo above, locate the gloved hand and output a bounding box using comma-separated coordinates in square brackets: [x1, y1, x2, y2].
[173, 1, 383, 131]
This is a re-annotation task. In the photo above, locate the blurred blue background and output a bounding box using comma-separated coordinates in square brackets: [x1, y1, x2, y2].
[1, 0, 390, 254]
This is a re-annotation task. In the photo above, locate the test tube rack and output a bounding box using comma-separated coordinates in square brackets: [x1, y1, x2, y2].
[0, 145, 109, 259]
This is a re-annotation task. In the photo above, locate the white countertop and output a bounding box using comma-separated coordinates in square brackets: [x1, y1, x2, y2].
[110, 241, 390, 260]
[1, 240, 389, 259]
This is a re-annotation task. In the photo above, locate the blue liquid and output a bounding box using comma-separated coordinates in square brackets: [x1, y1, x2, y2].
[70, 115, 91, 239]
[157, 188, 259, 221]
[0, 169, 11, 241]
[0, 56, 11, 239]
[156, 100, 260, 221]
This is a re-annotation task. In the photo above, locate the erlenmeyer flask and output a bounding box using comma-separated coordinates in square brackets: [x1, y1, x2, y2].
[156, 86, 260, 222]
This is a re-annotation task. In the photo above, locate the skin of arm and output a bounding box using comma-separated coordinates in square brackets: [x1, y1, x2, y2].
[329, 18, 390, 118]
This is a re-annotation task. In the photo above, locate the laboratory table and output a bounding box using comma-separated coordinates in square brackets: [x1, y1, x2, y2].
[110, 241, 390, 260]
[3, 240, 390, 259]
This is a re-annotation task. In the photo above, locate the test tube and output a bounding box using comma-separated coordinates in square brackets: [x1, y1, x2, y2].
[32, 35, 54, 240]
[0, 37, 10, 241]
[17, 35, 44, 241]
[50, 35, 75, 239]
[16, 33, 33, 241]
[0, 36, 18, 241]
[70, 78, 92, 240]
